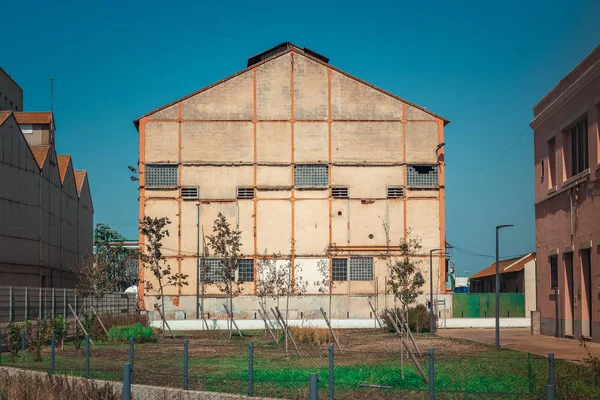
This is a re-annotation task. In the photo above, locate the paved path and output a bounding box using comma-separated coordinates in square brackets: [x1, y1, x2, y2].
[438, 328, 600, 361]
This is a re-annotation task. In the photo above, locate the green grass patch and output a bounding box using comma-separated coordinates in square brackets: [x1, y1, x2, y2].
[108, 323, 156, 343]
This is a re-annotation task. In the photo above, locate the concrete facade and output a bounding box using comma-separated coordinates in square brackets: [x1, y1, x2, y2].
[0, 111, 93, 287]
[531, 44, 600, 341]
[135, 43, 448, 320]
[0, 67, 23, 112]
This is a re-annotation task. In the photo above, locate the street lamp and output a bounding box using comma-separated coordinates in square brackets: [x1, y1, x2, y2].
[495, 224, 514, 349]
[430, 248, 442, 335]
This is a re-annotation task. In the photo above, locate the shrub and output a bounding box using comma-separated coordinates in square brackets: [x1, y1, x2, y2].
[4, 322, 22, 359]
[381, 305, 437, 333]
[283, 326, 331, 347]
[51, 316, 69, 349]
[108, 323, 156, 343]
[25, 319, 51, 362]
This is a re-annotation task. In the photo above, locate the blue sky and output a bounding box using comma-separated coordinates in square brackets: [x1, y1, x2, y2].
[3, 0, 599, 276]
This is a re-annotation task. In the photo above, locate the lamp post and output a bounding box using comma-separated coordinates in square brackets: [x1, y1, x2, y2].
[430, 248, 442, 335]
[495, 224, 514, 349]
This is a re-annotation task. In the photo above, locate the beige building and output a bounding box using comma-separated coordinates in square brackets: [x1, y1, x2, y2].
[135, 42, 449, 319]
[0, 110, 93, 287]
[0, 66, 23, 112]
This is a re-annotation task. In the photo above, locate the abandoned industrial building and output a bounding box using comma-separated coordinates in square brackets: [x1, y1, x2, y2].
[0, 66, 93, 288]
[134, 42, 449, 319]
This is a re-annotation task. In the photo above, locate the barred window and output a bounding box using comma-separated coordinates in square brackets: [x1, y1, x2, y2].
[332, 258, 347, 281]
[332, 187, 349, 198]
[294, 165, 328, 187]
[238, 259, 254, 283]
[349, 257, 373, 281]
[407, 165, 438, 187]
[387, 186, 404, 198]
[146, 164, 178, 187]
[201, 258, 225, 283]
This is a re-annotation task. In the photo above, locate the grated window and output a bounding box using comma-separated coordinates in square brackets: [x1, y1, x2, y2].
[237, 187, 254, 199]
[201, 258, 225, 283]
[332, 258, 348, 281]
[387, 186, 404, 198]
[407, 165, 438, 187]
[181, 186, 199, 199]
[349, 257, 373, 281]
[146, 164, 178, 187]
[332, 187, 349, 198]
[238, 259, 254, 283]
[294, 165, 328, 187]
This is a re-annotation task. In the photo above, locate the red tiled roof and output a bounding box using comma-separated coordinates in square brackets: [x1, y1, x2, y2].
[0, 111, 11, 126]
[57, 155, 71, 183]
[30, 145, 51, 169]
[14, 112, 53, 125]
[74, 170, 87, 195]
[470, 253, 536, 280]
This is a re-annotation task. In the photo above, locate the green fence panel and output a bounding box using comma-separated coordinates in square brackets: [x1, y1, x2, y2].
[452, 293, 525, 318]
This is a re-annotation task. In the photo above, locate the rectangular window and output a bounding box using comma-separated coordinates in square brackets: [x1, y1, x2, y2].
[407, 165, 438, 187]
[20, 124, 33, 134]
[237, 187, 254, 199]
[547, 138, 556, 188]
[387, 186, 404, 198]
[332, 187, 349, 198]
[349, 257, 373, 281]
[568, 118, 588, 177]
[294, 165, 328, 187]
[238, 259, 254, 283]
[332, 258, 348, 281]
[146, 164, 178, 187]
[549, 255, 558, 289]
[202, 258, 225, 283]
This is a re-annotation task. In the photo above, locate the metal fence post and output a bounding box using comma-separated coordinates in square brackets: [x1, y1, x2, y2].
[546, 353, 555, 400]
[21, 331, 26, 369]
[129, 337, 134, 384]
[0, 328, 2, 366]
[248, 341, 254, 396]
[50, 332, 55, 374]
[183, 339, 189, 390]
[39, 287, 42, 319]
[63, 289, 67, 318]
[123, 363, 131, 400]
[51, 288, 55, 319]
[25, 287, 28, 320]
[429, 348, 435, 400]
[328, 344, 334, 400]
[85, 335, 90, 378]
[9, 287, 13, 322]
[309, 373, 318, 400]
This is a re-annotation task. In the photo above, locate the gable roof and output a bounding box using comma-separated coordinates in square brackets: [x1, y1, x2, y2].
[0, 111, 11, 126]
[30, 145, 51, 169]
[56, 155, 71, 183]
[134, 42, 449, 128]
[74, 170, 87, 195]
[14, 112, 53, 125]
[470, 253, 536, 280]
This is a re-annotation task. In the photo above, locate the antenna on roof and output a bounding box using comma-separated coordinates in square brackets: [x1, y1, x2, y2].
[49, 78, 55, 113]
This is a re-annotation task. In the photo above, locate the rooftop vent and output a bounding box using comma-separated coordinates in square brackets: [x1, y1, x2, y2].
[247, 42, 329, 67]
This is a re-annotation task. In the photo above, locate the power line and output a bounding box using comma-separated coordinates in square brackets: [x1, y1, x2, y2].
[467, 126, 529, 172]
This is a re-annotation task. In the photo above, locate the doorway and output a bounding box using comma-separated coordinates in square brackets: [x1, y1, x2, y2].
[582, 249, 592, 337]
[565, 253, 575, 336]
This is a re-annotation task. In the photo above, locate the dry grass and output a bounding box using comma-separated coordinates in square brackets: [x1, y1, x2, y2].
[0, 369, 119, 400]
[288, 326, 332, 346]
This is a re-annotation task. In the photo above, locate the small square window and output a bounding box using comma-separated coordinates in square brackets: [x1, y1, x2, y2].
[332, 187, 349, 198]
[387, 186, 404, 198]
[294, 165, 328, 187]
[20, 124, 33, 134]
[237, 187, 254, 199]
[332, 258, 347, 281]
[146, 164, 178, 187]
[349, 257, 373, 281]
[238, 259, 254, 282]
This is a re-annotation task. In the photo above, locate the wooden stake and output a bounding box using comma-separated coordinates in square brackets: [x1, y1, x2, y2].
[257, 308, 279, 344]
[68, 304, 94, 347]
[368, 301, 383, 328]
[154, 303, 175, 338]
[386, 313, 428, 384]
[319, 307, 343, 354]
[274, 307, 300, 357]
[222, 304, 243, 338]
[405, 322, 421, 356]
[90, 306, 109, 337]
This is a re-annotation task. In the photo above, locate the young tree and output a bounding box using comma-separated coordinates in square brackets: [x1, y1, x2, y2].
[206, 213, 243, 339]
[313, 244, 342, 323]
[140, 216, 189, 332]
[255, 251, 277, 338]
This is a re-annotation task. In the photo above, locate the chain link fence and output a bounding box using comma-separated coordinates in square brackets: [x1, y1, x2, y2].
[0, 332, 597, 399]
